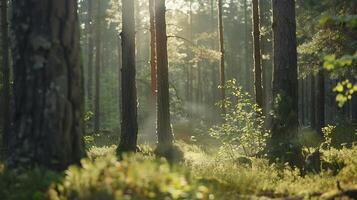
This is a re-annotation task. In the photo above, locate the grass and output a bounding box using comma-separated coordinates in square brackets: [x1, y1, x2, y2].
[0, 140, 357, 200]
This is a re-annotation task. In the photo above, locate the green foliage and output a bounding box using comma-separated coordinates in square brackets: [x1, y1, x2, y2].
[51, 155, 213, 200]
[0, 168, 62, 200]
[209, 80, 269, 158]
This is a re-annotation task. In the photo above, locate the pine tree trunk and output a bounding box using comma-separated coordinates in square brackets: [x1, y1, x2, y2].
[243, 0, 250, 92]
[218, 0, 226, 114]
[94, 0, 101, 133]
[118, 0, 138, 153]
[149, 0, 157, 99]
[155, 0, 173, 154]
[1, 0, 10, 153]
[316, 71, 325, 135]
[87, 0, 94, 113]
[259, 0, 273, 119]
[252, 0, 263, 110]
[269, 0, 302, 168]
[8, 0, 84, 170]
[310, 74, 316, 128]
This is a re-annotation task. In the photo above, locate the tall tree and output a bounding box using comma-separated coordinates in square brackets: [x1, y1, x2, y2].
[269, 0, 302, 167]
[8, 0, 84, 170]
[94, 0, 101, 133]
[149, 0, 157, 100]
[118, 0, 138, 153]
[252, 0, 263, 110]
[217, 0, 226, 114]
[315, 71, 325, 135]
[310, 74, 316, 128]
[1, 0, 10, 152]
[259, 0, 273, 118]
[155, 0, 173, 154]
[87, 0, 94, 113]
[243, 0, 250, 92]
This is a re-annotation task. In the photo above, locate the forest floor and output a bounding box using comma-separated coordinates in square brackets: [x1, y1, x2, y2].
[1, 137, 357, 200]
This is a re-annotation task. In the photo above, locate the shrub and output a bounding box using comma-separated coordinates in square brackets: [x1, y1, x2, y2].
[50, 154, 213, 200]
[209, 80, 269, 158]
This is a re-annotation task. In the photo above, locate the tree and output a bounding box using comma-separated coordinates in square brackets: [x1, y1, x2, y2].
[1, 0, 10, 153]
[8, 0, 84, 170]
[316, 71, 325, 134]
[155, 0, 173, 154]
[87, 0, 94, 113]
[269, 0, 303, 167]
[118, 0, 138, 153]
[94, 0, 101, 133]
[149, 0, 157, 100]
[217, 0, 226, 114]
[259, 0, 273, 124]
[252, 0, 263, 110]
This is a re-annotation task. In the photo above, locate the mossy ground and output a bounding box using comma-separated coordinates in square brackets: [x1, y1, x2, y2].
[1, 138, 357, 200]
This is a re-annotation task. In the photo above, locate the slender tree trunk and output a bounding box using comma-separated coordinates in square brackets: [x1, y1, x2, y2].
[243, 0, 250, 92]
[94, 0, 101, 133]
[117, 35, 122, 129]
[149, 0, 157, 99]
[8, 0, 84, 170]
[310, 74, 316, 128]
[252, 0, 263, 110]
[218, 0, 226, 114]
[316, 71, 325, 135]
[118, 0, 138, 153]
[87, 0, 94, 113]
[155, 0, 173, 154]
[1, 0, 10, 153]
[269, 0, 302, 168]
[301, 78, 305, 126]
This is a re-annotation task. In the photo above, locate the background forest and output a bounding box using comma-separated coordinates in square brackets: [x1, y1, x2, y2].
[0, 0, 357, 199]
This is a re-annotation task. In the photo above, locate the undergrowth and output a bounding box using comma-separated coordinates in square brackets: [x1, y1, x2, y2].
[0, 141, 357, 200]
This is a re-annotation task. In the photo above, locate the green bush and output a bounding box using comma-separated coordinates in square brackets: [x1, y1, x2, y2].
[50, 154, 213, 200]
[0, 167, 62, 200]
[209, 80, 269, 158]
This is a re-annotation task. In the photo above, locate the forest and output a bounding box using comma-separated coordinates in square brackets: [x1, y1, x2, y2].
[0, 0, 357, 199]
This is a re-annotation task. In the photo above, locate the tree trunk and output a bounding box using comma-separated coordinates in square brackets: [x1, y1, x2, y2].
[316, 71, 325, 135]
[310, 74, 316, 128]
[269, 0, 302, 168]
[155, 0, 173, 154]
[117, 35, 122, 130]
[118, 0, 138, 153]
[1, 0, 10, 153]
[94, 0, 101, 133]
[87, 0, 94, 113]
[149, 0, 157, 99]
[8, 0, 84, 170]
[243, 0, 250, 92]
[218, 0, 226, 114]
[259, 0, 273, 119]
[252, 0, 263, 110]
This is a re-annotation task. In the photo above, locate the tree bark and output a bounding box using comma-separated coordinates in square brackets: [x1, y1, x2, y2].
[310, 74, 316, 128]
[243, 0, 250, 92]
[8, 0, 85, 170]
[118, 0, 138, 153]
[149, 0, 157, 99]
[94, 0, 101, 133]
[259, 0, 273, 118]
[269, 0, 302, 168]
[155, 0, 173, 154]
[218, 0, 226, 114]
[252, 0, 263, 110]
[87, 0, 94, 113]
[316, 71, 325, 135]
[1, 0, 10, 153]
